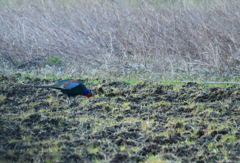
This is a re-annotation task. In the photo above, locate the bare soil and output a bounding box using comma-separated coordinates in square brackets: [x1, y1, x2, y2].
[0, 74, 239, 163]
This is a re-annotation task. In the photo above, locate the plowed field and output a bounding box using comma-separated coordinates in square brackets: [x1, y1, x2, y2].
[0, 75, 239, 162]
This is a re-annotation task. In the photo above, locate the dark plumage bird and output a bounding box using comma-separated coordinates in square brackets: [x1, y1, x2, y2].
[26, 79, 93, 98]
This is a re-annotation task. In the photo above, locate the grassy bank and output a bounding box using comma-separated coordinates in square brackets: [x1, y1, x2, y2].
[0, 0, 239, 81]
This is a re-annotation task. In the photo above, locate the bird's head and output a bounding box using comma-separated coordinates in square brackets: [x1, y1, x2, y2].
[86, 92, 93, 98]
[83, 88, 93, 98]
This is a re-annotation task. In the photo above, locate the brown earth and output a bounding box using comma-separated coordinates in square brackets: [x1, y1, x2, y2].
[0, 74, 239, 163]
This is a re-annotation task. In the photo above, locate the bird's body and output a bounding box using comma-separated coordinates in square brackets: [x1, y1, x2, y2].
[29, 79, 92, 98]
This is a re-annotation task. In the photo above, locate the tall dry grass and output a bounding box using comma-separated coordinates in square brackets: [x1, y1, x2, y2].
[0, 0, 239, 81]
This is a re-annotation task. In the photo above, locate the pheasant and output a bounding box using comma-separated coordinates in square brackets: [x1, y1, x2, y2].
[25, 79, 93, 98]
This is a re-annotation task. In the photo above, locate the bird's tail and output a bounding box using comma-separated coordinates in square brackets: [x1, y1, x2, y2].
[34, 85, 55, 88]
[22, 83, 55, 89]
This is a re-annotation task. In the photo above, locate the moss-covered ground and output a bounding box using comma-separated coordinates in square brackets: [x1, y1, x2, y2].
[0, 74, 239, 162]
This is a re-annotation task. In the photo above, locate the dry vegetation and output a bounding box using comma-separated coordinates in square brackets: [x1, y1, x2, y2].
[0, 0, 239, 81]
